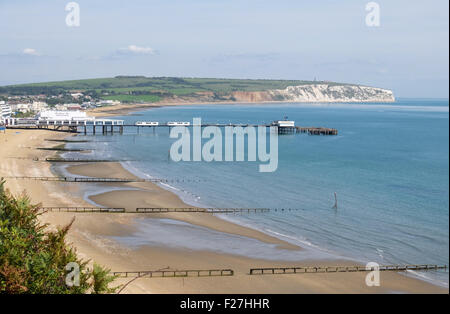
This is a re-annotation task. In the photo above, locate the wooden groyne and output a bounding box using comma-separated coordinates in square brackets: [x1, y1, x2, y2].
[6, 176, 142, 183]
[5, 157, 126, 163]
[112, 265, 445, 279]
[249, 264, 448, 275]
[40, 207, 125, 213]
[37, 147, 86, 152]
[113, 269, 234, 278]
[45, 139, 91, 143]
[6, 176, 201, 183]
[46, 158, 127, 163]
[38, 206, 304, 214]
[136, 207, 273, 214]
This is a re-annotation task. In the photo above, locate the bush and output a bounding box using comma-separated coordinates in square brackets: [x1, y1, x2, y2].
[0, 180, 118, 294]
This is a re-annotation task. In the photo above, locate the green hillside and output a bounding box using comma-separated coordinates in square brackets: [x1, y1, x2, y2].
[0, 76, 349, 103]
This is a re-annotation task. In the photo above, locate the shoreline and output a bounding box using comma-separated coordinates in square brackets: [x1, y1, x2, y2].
[63, 161, 302, 252]
[87, 99, 397, 117]
[0, 129, 447, 293]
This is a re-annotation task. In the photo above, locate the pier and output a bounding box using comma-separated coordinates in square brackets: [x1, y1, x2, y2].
[132, 123, 338, 136]
[296, 127, 338, 135]
[4, 117, 125, 134]
[4, 118, 338, 135]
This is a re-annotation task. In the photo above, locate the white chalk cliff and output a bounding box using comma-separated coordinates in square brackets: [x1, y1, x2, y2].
[268, 84, 395, 103]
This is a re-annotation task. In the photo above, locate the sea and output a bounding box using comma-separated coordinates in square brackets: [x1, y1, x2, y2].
[62, 99, 449, 287]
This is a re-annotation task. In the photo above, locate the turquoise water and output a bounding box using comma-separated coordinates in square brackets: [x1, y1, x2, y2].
[69, 99, 449, 286]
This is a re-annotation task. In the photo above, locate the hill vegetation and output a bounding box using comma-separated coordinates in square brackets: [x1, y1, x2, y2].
[0, 76, 347, 103]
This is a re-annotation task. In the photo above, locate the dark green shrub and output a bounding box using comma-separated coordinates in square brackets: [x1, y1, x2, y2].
[0, 180, 118, 294]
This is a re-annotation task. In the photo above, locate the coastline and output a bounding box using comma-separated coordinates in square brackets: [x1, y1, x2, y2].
[88, 100, 298, 117]
[87, 99, 396, 117]
[0, 129, 447, 293]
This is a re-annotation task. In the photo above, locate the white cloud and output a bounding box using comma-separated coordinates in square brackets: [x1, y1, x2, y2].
[23, 48, 40, 56]
[118, 45, 156, 55]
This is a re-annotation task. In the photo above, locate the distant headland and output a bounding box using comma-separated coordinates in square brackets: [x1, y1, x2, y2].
[0, 76, 395, 114]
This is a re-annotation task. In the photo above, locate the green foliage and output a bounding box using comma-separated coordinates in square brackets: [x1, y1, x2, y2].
[0, 180, 119, 294]
[101, 94, 161, 103]
[92, 264, 118, 294]
[0, 76, 350, 100]
[12, 112, 35, 118]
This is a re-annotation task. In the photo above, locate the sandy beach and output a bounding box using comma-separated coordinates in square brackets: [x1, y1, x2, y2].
[87, 100, 290, 117]
[0, 128, 447, 294]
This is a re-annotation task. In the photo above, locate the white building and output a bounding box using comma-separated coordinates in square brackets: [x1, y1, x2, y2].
[97, 100, 120, 106]
[36, 110, 123, 127]
[272, 120, 295, 127]
[10, 103, 32, 113]
[38, 110, 88, 121]
[1, 103, 12, 119]
[31, 101, 49, 112]
[70, 92, 84, 99]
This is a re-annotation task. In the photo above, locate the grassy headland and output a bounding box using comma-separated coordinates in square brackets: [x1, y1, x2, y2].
[0, 76, 348, 104]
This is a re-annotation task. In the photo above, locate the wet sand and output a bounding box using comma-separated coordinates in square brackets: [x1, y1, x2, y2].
[0, 129, 447, 293]
[66, 162, 300, 251]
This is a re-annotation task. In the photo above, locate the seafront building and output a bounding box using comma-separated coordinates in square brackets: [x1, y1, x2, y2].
[1, 102, 12, 121]
[272, 120, 295, 127]
[5, 110, 123, 133]
[10, 103, 31, 114]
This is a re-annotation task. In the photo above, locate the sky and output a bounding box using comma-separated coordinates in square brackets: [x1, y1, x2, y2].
[0, 0, 448, 98]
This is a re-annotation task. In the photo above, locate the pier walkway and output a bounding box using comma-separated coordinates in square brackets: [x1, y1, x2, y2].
[4, 118, 338, 135]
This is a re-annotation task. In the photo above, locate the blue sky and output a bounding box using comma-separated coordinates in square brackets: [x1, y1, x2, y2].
[0, 0, 448, 98]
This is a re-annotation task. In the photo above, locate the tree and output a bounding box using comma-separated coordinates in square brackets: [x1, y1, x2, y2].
[0, 180, 119, 294]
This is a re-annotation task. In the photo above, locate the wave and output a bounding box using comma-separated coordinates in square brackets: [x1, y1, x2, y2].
[404, 270, 449, 289]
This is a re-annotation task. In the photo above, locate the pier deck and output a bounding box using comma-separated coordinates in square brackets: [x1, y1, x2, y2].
[5, 118, 338, 135]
